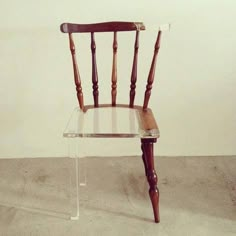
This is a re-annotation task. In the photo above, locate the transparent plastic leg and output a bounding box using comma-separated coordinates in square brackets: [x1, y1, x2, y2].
[0, 140, 86, 220]
[0, 157, 80, 219]
[69, 157, 79, 220]
[68, 138, 87, 220]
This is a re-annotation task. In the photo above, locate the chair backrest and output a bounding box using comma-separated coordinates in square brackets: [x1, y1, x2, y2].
[60, 21, 162, 111]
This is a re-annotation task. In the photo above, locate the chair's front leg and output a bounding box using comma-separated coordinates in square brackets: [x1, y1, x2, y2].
[141, 139, 160, 223]
[141, 143, 148, 176]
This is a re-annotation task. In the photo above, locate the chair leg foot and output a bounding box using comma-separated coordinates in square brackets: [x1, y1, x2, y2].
[149, 187, 160, 223]
[141, 139, 160, 223]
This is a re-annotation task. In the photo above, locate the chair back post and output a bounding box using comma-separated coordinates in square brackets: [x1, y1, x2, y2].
[91, 32, 99, 107]
[69, 33, 84, 110]
[143, 30, 162, 111]
[111, 31, 118, 106]
[129, 30, 140, 108]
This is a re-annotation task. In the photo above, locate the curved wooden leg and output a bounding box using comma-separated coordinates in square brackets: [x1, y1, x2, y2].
[141, 143, 148, 176]
[141, 139, 160, 223]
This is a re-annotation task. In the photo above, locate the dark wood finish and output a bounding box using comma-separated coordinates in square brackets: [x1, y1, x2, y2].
[91, 32, 99, 107]
[136, 108, 159, 135]
[69, 33, 84, 109]
[141, 138, 160, 223]
[129, 31, 140, 108]
[143, 31, 162, 110]
[111, 32, 118, 106]
[62, 22, 163, 110]
[61, 21, 145, 33]
[141, 143, 148, 176]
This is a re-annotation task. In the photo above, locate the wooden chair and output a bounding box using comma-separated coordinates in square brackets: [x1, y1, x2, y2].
[60, 21, 164, 223]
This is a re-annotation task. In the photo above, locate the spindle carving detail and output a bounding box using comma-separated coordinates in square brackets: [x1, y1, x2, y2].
[141, 139, 160, 223]
[111, 32, 118, 106]
[129, 31, 140, 107]
[91, 32, 99, 107]
[143, 31, 162, 110]
[69, 33, 84, 109]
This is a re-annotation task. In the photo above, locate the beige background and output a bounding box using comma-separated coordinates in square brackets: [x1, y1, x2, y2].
[0, 0, 235, 158]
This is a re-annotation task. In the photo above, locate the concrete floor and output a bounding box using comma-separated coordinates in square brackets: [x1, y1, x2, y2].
[0, 156, 235, 236]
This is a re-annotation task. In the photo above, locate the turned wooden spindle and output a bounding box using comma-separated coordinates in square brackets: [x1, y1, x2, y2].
[111, 31, 118, 106]
[141, 139, 160, 223]
[143, 31, 162, 110]
[69, 33, 84, 110]
[91, 32, 99, 107]
[141, 143, 148, 176]
[129, 30, 140, 108]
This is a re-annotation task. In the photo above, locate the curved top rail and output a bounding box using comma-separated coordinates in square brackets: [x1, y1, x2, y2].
[60, 21, 145, 33]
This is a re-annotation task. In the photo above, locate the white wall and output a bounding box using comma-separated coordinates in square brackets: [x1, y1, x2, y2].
[0, 0, 235, 158]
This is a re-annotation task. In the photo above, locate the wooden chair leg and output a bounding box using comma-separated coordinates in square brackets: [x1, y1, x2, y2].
[141, 143, 148, 176]
[141, 139, 160, 223]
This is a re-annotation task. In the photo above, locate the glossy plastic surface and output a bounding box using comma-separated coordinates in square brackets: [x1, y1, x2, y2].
[64, 107, 159, 139]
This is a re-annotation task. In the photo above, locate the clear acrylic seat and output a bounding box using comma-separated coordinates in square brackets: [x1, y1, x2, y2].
[64, 106, 160, 139]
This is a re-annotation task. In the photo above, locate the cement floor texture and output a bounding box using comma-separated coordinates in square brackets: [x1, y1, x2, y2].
[0, 156, 235, 236]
